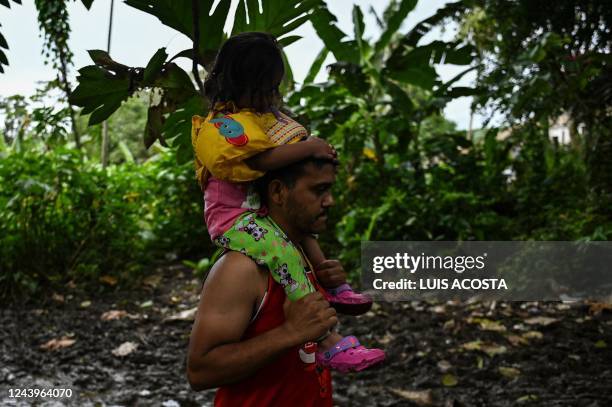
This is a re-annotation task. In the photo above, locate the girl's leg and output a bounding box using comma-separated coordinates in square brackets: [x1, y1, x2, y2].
[218, 212, 314, 301]
[216, 212, 384, 372]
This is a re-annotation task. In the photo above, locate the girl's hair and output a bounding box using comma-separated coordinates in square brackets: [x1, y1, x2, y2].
[204, 32, 285, 113]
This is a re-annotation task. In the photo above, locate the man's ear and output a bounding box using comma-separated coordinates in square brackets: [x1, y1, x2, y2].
[268, 179, 287, 206]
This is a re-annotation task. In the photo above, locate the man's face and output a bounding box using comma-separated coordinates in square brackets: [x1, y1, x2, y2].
[284, 162, 336, 235]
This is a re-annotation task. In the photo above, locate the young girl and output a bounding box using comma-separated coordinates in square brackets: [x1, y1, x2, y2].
[191, 32, 384, 372]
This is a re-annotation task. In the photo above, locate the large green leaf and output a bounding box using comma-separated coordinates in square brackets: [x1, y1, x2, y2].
[328, 62, 369, 97]
[0, 0, 22, 9]
[374, 0, 418, 53]
[88, 49, 130, 73]
[125, 0, 230, 57]
[80, 0, 94, 10]
[69, 65, 131, 125]
[232, 0, 321, 42]
[352, 5, 365, 56]
[279, 50, 295, 95]
[385, 64, 437, 90]
[0, 1, 22, 73]
[383, 78, 415, 115]
[385, 40, 474, 90]
[403, 1, 467, 47]
[309, 5, 360, 64]
[143, 48, 168, 85]
[303, 47, 328, 84]
[162, 96, 206, 164]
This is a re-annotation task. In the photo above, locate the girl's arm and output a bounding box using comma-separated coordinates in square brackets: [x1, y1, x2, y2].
[302, 235, 326, 269]
[245, 137, 335, 172]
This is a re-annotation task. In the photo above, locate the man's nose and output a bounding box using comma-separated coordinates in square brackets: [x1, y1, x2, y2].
[322, 193, 334, 208]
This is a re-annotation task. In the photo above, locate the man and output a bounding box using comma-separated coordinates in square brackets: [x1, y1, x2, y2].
[187, 157, 342, 406]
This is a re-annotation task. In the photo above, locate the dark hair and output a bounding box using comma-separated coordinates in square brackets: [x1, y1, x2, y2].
[204, 32, 285, 113]
[255, 157, 338, 206]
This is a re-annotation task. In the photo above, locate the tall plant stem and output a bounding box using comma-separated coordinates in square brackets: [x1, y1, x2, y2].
[101, 0, 115, 168]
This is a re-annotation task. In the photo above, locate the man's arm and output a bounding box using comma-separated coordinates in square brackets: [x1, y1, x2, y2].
[186, 251, 337, 391]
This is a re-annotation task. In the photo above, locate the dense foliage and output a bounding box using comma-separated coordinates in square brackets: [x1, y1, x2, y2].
[0, 0, 610, 301]
[0, 148, 210, 301]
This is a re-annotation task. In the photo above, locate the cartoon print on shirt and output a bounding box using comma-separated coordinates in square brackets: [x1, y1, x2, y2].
[274, 263, 298, 293]
[216, 236, 231, 248]
[239, 218, 268, 241]
[209, 115, 249, 146]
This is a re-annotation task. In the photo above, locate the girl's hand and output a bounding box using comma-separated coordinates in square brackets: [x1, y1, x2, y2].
[315, 259, 347, 288]
[305, 137, 337, 161]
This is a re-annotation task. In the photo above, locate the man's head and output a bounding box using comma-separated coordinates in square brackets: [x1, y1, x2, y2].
[256, 158, 337, 237]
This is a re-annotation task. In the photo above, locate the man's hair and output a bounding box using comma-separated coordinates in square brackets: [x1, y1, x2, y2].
[255, 157, 337, 206]
[204, 32, 285, 113]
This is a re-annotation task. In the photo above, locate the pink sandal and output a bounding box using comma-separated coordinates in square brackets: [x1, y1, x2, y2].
[316, 336, 385, 373]
[324, 283, 373, 315]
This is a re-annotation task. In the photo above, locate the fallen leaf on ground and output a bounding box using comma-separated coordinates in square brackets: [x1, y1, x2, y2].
[164, 307, 197, 322]
[498, 366, 521, 379]
[522, 331, 543, 340]
[51, 293, 64, 303]
[437, 360, 452, 372]
[99, 275, 118, 286]
[594, 339, 607, 349]
[467, 317, 507, 332]
[80, 300, 91, 308]
[506, 334, 528, 346]
[143, 274, 162, 288]
[40, 336, 76, 351]
[101, 310, 128, 321]
[461, 340, 507, 357]
[524, 316, 558, 326]
[430, 305, 446, 314]
[112, 341, 138, 357]
[588, 302, 612, 316]
[476, 356, 484, 369]
[443, 319, 455, 330]
[388, 388, 433, 406]
[516, 394, 539, 403]
[376, 331, 395, 345]
[140, 300, 153, 308]
[442, 373, 458, 387]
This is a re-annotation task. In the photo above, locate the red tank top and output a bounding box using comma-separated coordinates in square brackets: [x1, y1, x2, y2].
[214, 269, 333, 406]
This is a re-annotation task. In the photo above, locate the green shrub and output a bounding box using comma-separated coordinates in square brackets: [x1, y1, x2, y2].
[0, 148, 211, 302]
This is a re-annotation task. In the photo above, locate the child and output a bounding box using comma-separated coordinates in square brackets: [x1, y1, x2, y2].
[191, 32, 384, 372]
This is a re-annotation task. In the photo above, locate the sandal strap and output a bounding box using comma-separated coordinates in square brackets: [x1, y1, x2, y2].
[327, 283, 352, 296]
[321, 336, 361, 361]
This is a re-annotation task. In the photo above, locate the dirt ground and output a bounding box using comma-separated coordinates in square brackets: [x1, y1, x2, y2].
[1, 264, 611, 406]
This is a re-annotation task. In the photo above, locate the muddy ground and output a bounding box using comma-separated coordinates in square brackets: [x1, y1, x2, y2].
[1, 264, 611, 406]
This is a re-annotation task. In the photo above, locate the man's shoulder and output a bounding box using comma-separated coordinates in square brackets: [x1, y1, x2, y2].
[215, 250, 257, 268]
[207, 251, 266, 286]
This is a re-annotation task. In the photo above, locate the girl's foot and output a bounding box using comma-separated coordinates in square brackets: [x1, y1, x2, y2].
[324, 283, 372, 316]
[316, 332, 385, 373]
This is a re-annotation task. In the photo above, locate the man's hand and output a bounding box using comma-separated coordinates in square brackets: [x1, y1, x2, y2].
[315, 259, 347, 288]
[282, 292, 337, 343]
